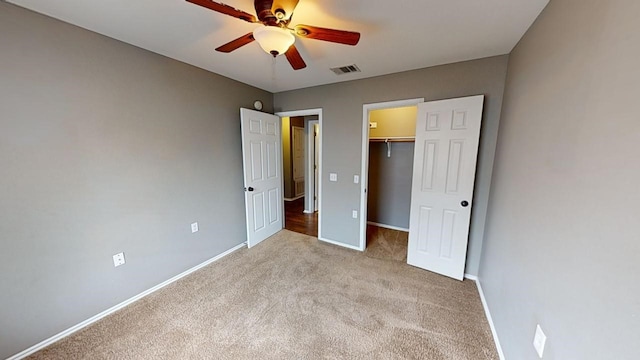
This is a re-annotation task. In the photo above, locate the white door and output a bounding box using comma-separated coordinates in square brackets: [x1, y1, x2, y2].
[407, 95, 484, 280]
[292, 126, 305, 197]
[313, 124, 319, 211]
[240, 108, 283, 248]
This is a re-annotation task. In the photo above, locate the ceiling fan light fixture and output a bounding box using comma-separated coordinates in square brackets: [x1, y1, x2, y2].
[253, 25, 295, 56]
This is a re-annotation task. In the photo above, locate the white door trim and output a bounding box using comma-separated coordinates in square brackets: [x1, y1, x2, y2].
[359, 98, 425, 251]
[291, 125, 305, 197]
[275, 109, 323, 239]
[305, 119, 319, 214]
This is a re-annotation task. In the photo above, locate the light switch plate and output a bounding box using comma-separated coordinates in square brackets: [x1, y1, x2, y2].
[329, 173, 338, 182]
[533, 324, 546, 358]
[352, 210, 358, 219]
[353, 175, 359, 184]
[191, 222, 199, 233]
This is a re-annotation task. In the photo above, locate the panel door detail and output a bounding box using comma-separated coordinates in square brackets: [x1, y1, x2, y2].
[407, 95, 484, 280]
[240, 108, 283, 248]
[292, 126, 305, 197]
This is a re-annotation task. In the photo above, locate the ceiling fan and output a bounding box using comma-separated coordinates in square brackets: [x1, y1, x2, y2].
[186, 0, 361, 70]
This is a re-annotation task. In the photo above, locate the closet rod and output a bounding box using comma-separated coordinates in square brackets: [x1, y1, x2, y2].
[369, 137, 415, 143]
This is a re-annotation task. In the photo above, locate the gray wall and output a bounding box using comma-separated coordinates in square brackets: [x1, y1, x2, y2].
[367, 142, 414, 229]
[0, 3, 272, 359]
[275, 56, 509, 274]
[479, 0, 640, 359]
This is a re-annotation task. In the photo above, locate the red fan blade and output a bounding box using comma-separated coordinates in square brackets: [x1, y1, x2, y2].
[186, 0, 257, 23]
[294, 25, 360, 46]
[215, 33, 255, 53]
[271, 0, 299, 21]
[285, 45, 307, 70]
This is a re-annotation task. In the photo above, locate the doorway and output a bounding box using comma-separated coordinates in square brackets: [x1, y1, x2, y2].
[359, 99, 425, 251]
[364, 104, 421, 262]
[359, 96, 485, 280]
[276, 109, 323, 238]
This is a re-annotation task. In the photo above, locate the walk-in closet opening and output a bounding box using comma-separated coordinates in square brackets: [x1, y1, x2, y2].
[363, 104, 419, 257]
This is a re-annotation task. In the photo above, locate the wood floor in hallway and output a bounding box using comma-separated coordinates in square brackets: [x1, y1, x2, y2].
[284, 198, 318, 237]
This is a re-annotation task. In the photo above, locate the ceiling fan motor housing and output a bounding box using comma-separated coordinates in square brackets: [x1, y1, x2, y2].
[274, 9, 286, 20]
[255, 0, 278, 25]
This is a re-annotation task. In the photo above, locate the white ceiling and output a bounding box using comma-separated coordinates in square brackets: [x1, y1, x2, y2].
[7, 0, 549, 93]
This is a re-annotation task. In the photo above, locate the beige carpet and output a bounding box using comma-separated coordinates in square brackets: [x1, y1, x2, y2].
[30, 230, 498, 359]
[365, 225, 410, 262]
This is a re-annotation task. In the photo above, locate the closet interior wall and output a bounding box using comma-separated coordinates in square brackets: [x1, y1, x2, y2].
[367, 107, 417, 230]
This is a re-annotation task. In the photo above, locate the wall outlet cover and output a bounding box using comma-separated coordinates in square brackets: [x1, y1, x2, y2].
[191, 222, 199, 233]
[113, 252, 125, 267]
[353, 175, 359, 184]
[329, 173, 338, 182]
[352, 210, 358, 219]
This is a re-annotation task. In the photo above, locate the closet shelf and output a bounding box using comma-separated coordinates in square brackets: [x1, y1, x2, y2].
[369, 137, 415, 142]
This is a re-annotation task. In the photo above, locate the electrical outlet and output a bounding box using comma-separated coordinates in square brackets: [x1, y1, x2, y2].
[352, 210, 358, 219]
[353, 175, 359, 184]
[191, 222, 199, 233]
[533, 324, 547, 358]
[113, 252, 125, 267]
[329, 173, 338, 182]
[369, 122, 378, 129]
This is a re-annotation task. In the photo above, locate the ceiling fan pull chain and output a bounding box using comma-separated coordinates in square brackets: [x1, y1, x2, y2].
[271, 55, 277, 89]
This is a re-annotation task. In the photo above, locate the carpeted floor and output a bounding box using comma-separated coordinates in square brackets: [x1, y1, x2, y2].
[365, 225, 409, 262]
[29, 230, 498, 359]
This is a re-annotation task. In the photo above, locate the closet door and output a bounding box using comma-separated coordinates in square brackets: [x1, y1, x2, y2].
[407, 95, 484, 280]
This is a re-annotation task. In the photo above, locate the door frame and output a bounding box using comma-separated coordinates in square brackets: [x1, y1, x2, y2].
[359, 98, 424, 251]
[291, 125, 305, 198]
[275, 109, 323, 239]
[306, 119, 320, 213]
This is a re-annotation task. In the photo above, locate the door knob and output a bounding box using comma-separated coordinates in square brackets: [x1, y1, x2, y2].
[245, 187, 254, 192]
[461, 200, 469, 207]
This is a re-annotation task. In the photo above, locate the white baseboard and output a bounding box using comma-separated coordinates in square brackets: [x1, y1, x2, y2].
[7, 243, 246, 360]
[463, 273, 478, 281]
[366, 221, 409, 232]
[465, 276, 505, 360]
[318, 237, 363, 252]
[284, 195, 304, 201]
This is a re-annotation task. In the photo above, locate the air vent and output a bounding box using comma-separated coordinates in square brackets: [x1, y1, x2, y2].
[330, 64, 361, 75]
